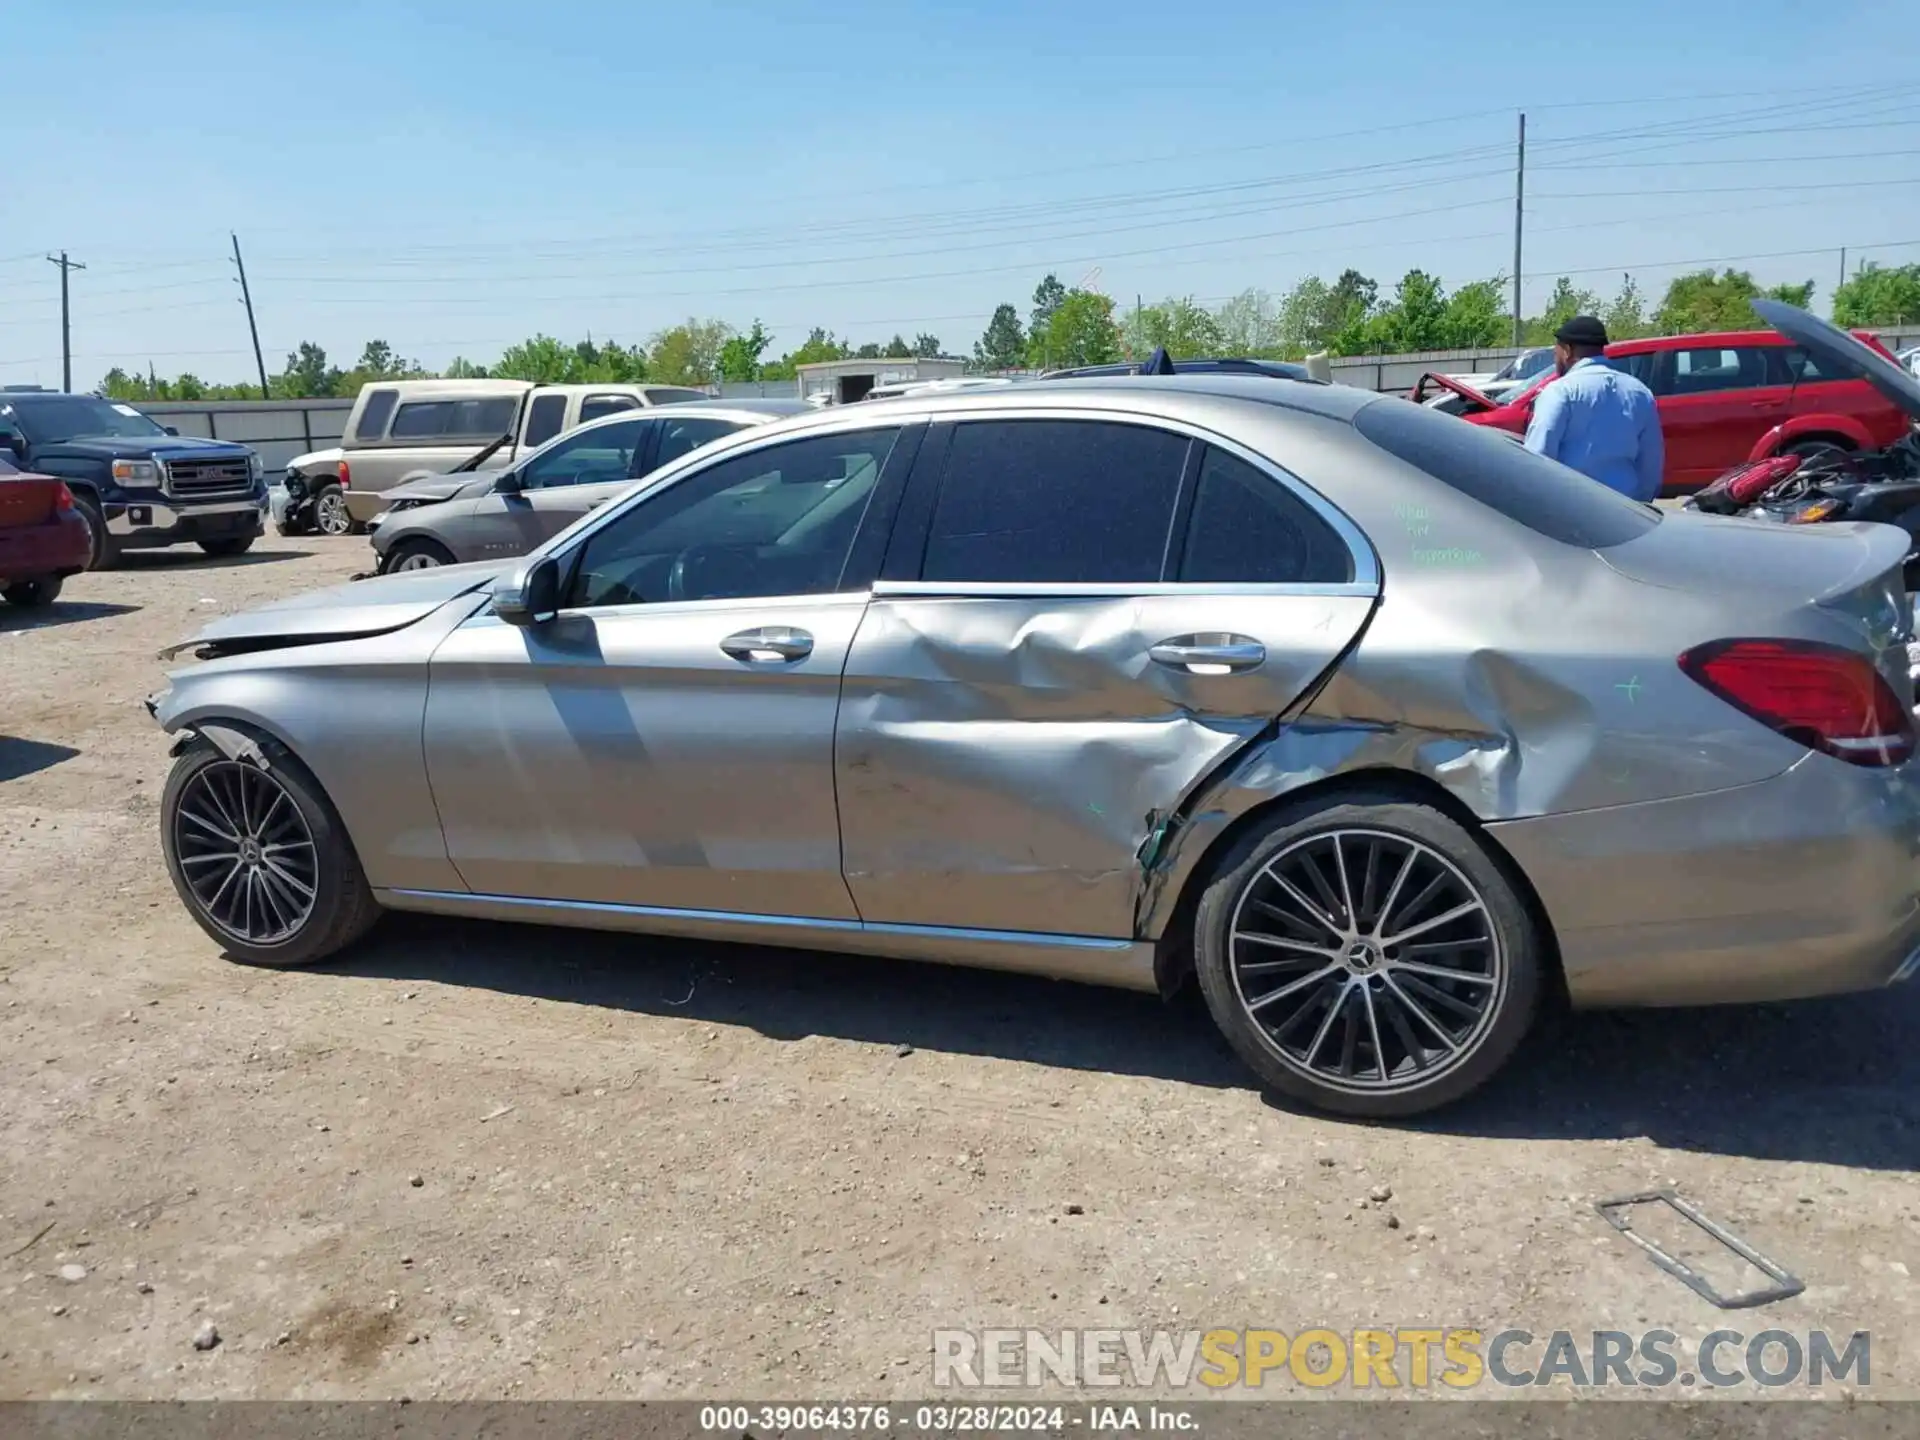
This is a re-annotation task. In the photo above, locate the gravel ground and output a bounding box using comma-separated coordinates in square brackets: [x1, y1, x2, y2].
[0, 533, 1915, 1403]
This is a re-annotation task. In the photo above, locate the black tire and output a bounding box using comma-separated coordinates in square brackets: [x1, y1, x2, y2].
[1192, 790, 1543, 1119]
[382, 536, 455, 573]
[1783, 438, 1850, 465]
[70, 491, 118, 571]
[197, 536, 256, 558]
[313, 484, 354, 537]
[160, 735, 383, 968]
[2, 576, 63, 607]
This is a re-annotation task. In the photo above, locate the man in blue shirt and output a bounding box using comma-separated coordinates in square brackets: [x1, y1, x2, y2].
[1524, 315, 1664, 501]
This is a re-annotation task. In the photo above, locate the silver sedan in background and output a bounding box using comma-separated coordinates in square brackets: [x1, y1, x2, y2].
[150, 378, 1920, 1117]
[367, 400, 807, 571]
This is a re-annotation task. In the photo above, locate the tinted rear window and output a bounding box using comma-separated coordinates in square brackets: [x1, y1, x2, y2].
[1351, 396, 1659, 549]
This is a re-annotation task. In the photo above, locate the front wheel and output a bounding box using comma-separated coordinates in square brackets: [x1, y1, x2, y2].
[383, 537, 454, 573]
[160, 738, 383, 967]
[198, 536, 255, 558]
[1192, 792, 1543, 1118]
[313, 484, 354, 537]
[2, 576, 63, 607]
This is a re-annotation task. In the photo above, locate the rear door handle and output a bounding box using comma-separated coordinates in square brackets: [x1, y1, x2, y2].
[720, 626, 814, 664]
[1149, 635, 1266, 674]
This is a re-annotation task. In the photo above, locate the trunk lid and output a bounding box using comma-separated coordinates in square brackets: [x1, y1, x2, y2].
[1602, 508, 1913, 691]
[0, 475, 64, 528]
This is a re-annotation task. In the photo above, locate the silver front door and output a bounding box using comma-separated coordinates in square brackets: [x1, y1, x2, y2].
[424, 594, 865, 916]
[423, 421, 913, 919]
[834, 419, 1379, 939]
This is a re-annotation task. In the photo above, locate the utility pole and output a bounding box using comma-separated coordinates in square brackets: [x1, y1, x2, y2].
[45, 252, 85, 391]
[230, 232, 271, 400]
[1838, 247, 1848, 301]
[1510, 112, 1526, 347]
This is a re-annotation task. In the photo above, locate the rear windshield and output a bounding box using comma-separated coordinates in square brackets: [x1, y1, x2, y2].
[1351, 396, 1660, 550]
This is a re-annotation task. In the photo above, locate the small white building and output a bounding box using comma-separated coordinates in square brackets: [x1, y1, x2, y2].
[795, 356, 967, 406]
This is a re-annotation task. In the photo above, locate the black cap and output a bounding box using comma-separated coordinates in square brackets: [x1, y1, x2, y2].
[1554, 314, 1609, 347]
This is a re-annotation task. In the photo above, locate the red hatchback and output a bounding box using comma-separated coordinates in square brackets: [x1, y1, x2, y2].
[0, 456, 92, 607]
[1417, 327, 1914, 495]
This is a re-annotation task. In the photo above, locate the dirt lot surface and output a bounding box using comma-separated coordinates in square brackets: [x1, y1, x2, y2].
[1, 534, 1917, 1403]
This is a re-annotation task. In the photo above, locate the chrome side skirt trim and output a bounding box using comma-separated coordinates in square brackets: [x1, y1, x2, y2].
[377, 888, 1159, 991]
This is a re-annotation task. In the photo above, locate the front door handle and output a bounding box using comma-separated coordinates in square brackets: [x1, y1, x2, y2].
[720, 626, 814, 664]
[1149, 634, 1266, 674]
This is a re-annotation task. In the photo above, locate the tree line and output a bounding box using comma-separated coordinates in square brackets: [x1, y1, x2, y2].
[95, 262, 1920, 402]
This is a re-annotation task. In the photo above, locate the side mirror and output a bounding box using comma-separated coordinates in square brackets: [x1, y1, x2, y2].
[162, 425, 180, 436]
[491, 555, 560, 627]
[493, 469, 523, 495]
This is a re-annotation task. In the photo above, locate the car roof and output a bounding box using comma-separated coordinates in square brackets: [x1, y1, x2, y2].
[564, 398, 808, 437]
[361, 378, 534, 397]
[773, 372, 1379, 427]
[1608, 329, 1797, 353]
[1044, 357, 1314, 381]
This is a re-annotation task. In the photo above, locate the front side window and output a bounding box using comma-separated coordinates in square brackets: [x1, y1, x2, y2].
[354, 388, 399, 441]
[564, 428, 900, 609]
[920, 419, 1188, 584]
[518, 418, 649, 490]
[522, 393, 567, 448]
[654, 416, 746, 469]
[1177, 447, 1352, 585]
[1660, 347, 1772, 396]
[579, 394, 639, 424]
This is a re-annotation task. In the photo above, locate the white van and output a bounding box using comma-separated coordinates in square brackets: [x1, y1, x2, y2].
[282, 378, 710, 534]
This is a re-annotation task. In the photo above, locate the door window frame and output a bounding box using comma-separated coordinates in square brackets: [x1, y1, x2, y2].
[873, 407, 1378, 599]
[538, 420, 927, 616]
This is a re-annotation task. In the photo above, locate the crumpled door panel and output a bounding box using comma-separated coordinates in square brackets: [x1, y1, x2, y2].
[834, 591, 1375, 937]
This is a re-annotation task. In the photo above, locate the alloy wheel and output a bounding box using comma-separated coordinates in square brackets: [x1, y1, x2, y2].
[1227, 828, 1505, 1096]
[391, 548, 443, 571]
[316, 490, 351, 536]
[171, 761, 318, 946]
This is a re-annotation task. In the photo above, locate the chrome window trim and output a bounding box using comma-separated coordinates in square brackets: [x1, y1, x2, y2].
[909, 405, 1381, 592]
[536, 400, 1381, 592]
[872, 579, 1379, 600]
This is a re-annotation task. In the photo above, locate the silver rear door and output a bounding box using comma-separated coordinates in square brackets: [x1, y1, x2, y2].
[835, 415, 1379, 939]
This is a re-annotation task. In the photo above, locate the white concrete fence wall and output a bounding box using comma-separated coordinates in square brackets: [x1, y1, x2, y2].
[127, 326, 1920, 466]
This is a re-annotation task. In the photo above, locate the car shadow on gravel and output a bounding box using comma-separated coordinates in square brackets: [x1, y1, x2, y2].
[1402, 991, 1920, 1170]
[115, 549, 311, 571]
[326, 912, 1248, 1089]
[0, 600, 139, 632]
[0, 736, 82, 781]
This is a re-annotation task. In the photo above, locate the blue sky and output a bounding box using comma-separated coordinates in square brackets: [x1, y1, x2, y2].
[3, 0, 1917, 384]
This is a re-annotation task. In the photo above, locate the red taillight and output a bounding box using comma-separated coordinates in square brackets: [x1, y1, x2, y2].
[337, 459, 350, 490]
[1680, 638, 1914, 767]
[52, 482, 74, 511]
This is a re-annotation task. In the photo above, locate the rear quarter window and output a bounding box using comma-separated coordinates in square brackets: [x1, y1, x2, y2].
[1351, 396, 1660, 550]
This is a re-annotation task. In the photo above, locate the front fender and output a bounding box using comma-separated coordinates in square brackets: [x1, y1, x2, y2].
[1749, 412, 1874, 458]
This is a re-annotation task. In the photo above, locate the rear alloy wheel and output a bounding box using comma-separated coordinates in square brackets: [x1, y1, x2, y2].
[161, 738, 382, 967]
[385, 537, 453, 572]
[313, 484, 353, 537]
[1193, 795, 1542, 1118]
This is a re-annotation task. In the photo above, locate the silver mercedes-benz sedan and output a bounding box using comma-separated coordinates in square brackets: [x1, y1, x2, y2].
[148, 376, 1920, 1117]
